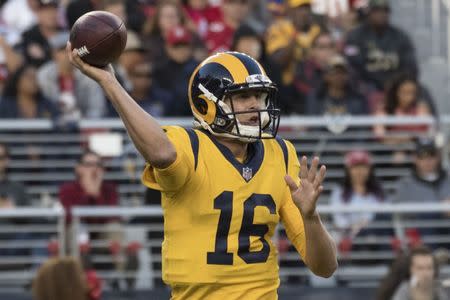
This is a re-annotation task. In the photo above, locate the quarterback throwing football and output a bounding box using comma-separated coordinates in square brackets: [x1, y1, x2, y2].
[67, 43, 337, 299]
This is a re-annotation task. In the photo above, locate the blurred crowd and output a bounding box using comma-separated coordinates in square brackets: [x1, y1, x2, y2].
[0, 0, 437, 124]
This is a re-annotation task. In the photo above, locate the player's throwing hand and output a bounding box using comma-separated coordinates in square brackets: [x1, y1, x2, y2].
[284, 156, 326, 219]
[66, 42, 115, 84]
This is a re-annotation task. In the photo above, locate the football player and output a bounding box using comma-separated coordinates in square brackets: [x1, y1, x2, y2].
[67, 45, 337, 299]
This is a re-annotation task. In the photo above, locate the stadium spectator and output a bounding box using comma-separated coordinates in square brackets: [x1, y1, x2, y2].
[183, 0, 222, 39]
[231, 24, 282, 96]
[291, 30, 338, 110]
[344, 0, 418, 92]
[32, 256, 102, 300]
[59, 150, 122, 275]
[266, 0, 286, 20]
[374, 73, 432, 144]
[102, 0, 128, 26]
[118, 31, 147, 77]
[127, 61, 171, 117]
[376, 250, 411, 300]
[122, 0, 148, 34]
[65, 0, 102, 28]
[265, 0, 323, 87]
[313, 0, 365, 46]
[102, 0, 125, 20]
[142, 0, 192, 62]
[152, 25, 199, 116]
[204, 0, 251, 53]
[305, 54, 369, 116]
[244, 0, 272, 34]
[66, 0, 146, 33]
[330, 150, 385, 249]
[37, 31, 106, 121]
[0, 35, 25, 83]
[112, 31, 171, 117]
[59, 150, 118, 225]
[0, 0, 38, 36]
[0, 64, 59, 119]
[17, 0, 62, 67]
[0, 142, 45, 265]
[0, 143, 27, 206]
[392, 246, 448, 300]
[392, 138, 450, 205]
[392, 138, 450, 248]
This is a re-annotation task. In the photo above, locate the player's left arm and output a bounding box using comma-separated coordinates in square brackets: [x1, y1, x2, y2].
[284, 156, 338, 278]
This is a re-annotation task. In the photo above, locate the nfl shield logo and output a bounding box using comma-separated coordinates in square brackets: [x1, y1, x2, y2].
[242, 167, 253, 181]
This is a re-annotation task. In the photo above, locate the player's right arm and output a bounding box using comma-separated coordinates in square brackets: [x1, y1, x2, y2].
[66, 42, 176, 169]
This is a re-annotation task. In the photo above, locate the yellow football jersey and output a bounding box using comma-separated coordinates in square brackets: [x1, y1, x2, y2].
[142, 126, 307, 299]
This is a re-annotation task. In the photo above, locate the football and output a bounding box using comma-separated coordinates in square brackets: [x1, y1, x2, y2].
[70, 11, 127, 68]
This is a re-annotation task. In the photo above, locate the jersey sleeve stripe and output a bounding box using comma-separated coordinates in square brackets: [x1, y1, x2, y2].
[275, 137, 288, 173]
[184, 128, 199, 170]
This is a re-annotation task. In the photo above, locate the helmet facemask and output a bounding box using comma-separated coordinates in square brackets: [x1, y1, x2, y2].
[210, 86, 280, 142]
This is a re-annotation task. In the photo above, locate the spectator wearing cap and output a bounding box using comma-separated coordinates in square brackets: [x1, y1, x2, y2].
[330, 150, 385, 245]
[111, 31, 171, 118]
[392, 138, 450, 205]
[392, 138, 450, 248]
[37, 31, 106, 121]
[152, 25, 199, 116]
[109, 30, 146, 106]
[344, 0, 418, 92]
[265, 0, 324, 86]
[16, 0, 62, 67]
[118, 31, 148, 78]
[305, 54, 369, 116]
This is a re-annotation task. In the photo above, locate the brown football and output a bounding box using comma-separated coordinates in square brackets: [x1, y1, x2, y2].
[70, 11, 127, 67]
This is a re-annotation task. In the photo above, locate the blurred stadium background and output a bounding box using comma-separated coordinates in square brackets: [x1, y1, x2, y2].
[0, 0, 449, 299]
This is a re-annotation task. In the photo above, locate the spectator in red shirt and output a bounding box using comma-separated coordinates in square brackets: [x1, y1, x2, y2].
[183, 0, 222, 39]
[59, 150, 118, 225]
[60, 150, 125, 286]
[205, 0, 251, 53]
